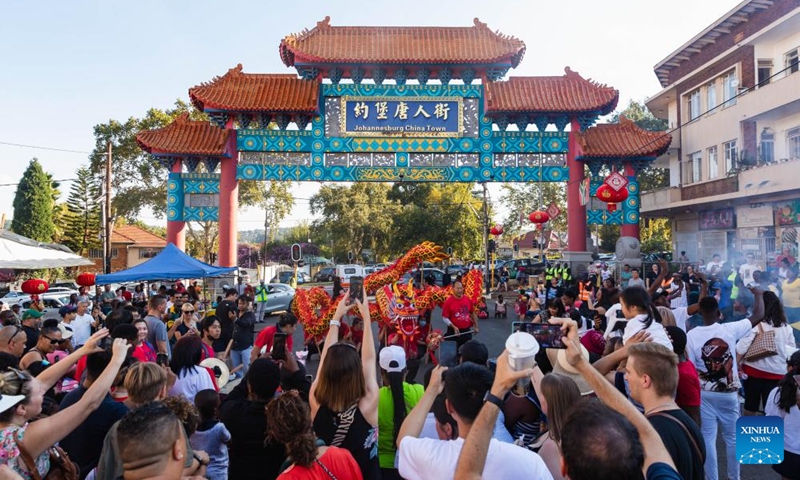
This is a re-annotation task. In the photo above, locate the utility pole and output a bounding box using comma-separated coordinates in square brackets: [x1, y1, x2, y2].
[482, 183, 490, 295]
[104, 141, 113, 274]
[262, 201, 269, 281]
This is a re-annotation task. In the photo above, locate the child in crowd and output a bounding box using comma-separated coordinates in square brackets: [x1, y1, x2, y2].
[515, 292, 529, 321]
[495, 295, 507, 318]
[190, 389, 232, 480]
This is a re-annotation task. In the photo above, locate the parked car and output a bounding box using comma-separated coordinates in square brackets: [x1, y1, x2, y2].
[270, 271, 312, 285]
[502, 257, 546, 277]
[313, 267, 336, 282]
[445, 264, 466, 277]
[335, 264, 365, 288]
[258, 283, 296, 316]
[641, 252, 673, 262]
[400, 268, 448, 287]
[12, 293, 72, 323]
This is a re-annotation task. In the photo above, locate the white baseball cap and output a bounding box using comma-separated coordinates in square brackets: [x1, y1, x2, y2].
[379, 346, 406, 373]
[0, 393, 25, 415]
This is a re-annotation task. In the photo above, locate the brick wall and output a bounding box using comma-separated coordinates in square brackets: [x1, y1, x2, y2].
[90, 245, 129, 272]
[741, 120, 757, 162]
[665, 0, 799, 86]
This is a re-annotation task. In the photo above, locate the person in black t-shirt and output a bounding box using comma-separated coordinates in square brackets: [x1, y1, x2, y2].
[626, 343, 705, 480]
[213, 288, 238, 354]
[646, 263, 661, 290]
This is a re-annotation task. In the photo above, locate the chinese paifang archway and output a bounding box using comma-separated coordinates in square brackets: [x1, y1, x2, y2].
[136, 17, 671, 267]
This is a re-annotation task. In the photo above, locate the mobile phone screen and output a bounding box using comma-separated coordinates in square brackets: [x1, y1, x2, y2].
[524, 323, 566, 349]
[349, 276, 364, 303]
[272, 332, 287, 361]
[438, 340, 458, 367]
[156, 353, 169, 367]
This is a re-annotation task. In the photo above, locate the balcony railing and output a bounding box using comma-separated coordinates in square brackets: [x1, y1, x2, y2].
[682, 176, 739, 201]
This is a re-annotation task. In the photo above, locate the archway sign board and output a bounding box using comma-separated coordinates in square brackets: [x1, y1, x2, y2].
[136, 17, 671, 267]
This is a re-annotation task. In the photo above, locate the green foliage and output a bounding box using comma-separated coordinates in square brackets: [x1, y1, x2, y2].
[498, 182, 567, 238]
[89, 99, 277, 221]
[12, 159, 55, 242]
[186, 222, 219, 264]
[598, 224, 620, 253]
[62, 167, 102, 256]
[310, 183, 400, 262]
[258, 181, 295, 243]
[640, 218, 672, 253]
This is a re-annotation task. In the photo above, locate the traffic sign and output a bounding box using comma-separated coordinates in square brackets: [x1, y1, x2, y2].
[290, 243, 302, 262]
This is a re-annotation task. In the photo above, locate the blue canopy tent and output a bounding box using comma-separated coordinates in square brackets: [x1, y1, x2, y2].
[96, 243, 236, 285]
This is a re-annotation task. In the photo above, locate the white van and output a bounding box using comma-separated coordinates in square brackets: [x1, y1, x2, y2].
[335, 264, 364, 287]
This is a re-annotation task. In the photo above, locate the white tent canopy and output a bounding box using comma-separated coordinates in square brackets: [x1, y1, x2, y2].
[0, 230, 94, 269]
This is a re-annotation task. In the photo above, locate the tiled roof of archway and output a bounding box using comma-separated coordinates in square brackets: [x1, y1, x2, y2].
[136, 113, 231, 156]
[484, 67, 619, 115]
[189, 64, 319, 113]
[576, 115, 672, 158]
[279, 17, 525, 67]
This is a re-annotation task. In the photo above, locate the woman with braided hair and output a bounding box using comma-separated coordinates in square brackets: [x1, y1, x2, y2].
[266, 390, 363, 480]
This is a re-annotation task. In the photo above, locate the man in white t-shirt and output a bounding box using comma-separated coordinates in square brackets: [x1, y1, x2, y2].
[705, 254, 724, 276]
[396, 363, 552, 480]
[738, 252, 759, 287]
[686, 292, 764, 480]
[71, 301, 96, 348]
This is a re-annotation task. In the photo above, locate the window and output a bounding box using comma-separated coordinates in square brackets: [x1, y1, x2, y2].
[688, 90, 701, 120]
[89, 248, 103, 259]
[786, 49, 799, 74]
[707, 82, 717, 112]
[708, 146, 719, 179]
[789, 127, 800, 160]
[758, 60, 772, 86]
[691, 152, 702, 183]
[724, 140, 737, 173]
[139, 248, 162, 259]
[723, 72, 737, 106]
[760, 128, 774, 164]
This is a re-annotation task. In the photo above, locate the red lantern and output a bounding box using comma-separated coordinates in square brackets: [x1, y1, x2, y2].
[76, 272, 96, 287]
[21, 279, 49, 301]
[595, 184, 629, 212]
[528, 211, 550, 224]
[490, 225, 504, 236]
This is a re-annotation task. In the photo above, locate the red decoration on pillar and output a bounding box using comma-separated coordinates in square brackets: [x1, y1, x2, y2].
[76, 272, 96, 287]
[490, 225, 504, 236]
[528, 211, 550, 224]
[596, 183, 628, 212]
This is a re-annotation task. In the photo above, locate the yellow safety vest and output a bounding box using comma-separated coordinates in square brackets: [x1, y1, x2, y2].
[729, 272, 739, 300]
[255, 285, 269, 303]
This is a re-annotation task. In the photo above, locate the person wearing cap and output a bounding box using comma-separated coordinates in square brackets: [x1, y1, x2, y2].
[0, 325, 27, 360]
[58, 304, 78, 352]
[20, 309, 42, 353]
[20, 321, 65, 371]
[378, 345, 424, 479]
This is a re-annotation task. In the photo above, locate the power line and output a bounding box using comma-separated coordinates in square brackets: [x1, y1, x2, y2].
[0, 178, 78, 187]
[0, 140, 93, 155]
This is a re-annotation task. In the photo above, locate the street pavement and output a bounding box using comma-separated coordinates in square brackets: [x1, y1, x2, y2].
[249, 285, 778, 480]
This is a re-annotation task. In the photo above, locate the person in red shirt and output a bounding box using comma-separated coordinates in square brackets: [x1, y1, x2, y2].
[266, 390, 364, 480]
[665, 326, 701, 426]
[253, 312, 298, 361]
[441, 280, 479, 348]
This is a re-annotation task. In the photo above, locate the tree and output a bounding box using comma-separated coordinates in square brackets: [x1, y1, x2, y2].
[12, 159, 55, 242]
[609, 99, 670, 191]
[640, 218, 672, 253]
[498, 182, 567, 239]
[310, 183, 400, 262]
[62, 167, 102, 256]
[260, 181, 295, 243]
[186, 222, 219, 264]
[387, 183, 485, 260]
[598, 224, 620, 253]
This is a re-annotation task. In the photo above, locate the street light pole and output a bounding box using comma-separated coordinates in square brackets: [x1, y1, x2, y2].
[482, 183, 490, 295]
[104, 141, 113, 274]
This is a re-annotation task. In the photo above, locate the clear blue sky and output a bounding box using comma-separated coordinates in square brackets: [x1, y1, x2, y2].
[0, 0, 737, 230]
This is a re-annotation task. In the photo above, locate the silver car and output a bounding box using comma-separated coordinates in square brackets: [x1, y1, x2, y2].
[257, 283, 296, 316]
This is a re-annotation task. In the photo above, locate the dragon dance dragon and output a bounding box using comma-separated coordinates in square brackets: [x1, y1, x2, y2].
[292, 242, 484, 358]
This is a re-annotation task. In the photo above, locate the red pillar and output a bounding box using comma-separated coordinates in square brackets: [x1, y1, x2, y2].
[566, 119, 587, 252]
[620, 163, 640, 239]
[166, 160, 186, 250]
[218, 154, 238, 267]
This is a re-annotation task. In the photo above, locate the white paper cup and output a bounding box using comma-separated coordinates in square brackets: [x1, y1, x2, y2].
[506, 332, 539, 372]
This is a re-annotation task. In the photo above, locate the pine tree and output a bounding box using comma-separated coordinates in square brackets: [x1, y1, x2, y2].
[62, 167, 102, 256]
[11, 159, 55, 242]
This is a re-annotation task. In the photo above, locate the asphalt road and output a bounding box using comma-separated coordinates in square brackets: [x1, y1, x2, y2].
[255, 285, 779, 480]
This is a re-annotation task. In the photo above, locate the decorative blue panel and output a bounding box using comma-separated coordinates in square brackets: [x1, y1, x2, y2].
[182, 173, 221, 194]
[622, 178, 640, 225]
[166, 172, 184, 221]
[587, 209, 623, 225]
[183, 207, 219, 222]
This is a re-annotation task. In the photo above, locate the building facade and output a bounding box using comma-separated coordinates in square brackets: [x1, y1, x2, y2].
[89, 224, 166, 272]
[644, 0, 800, 267]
